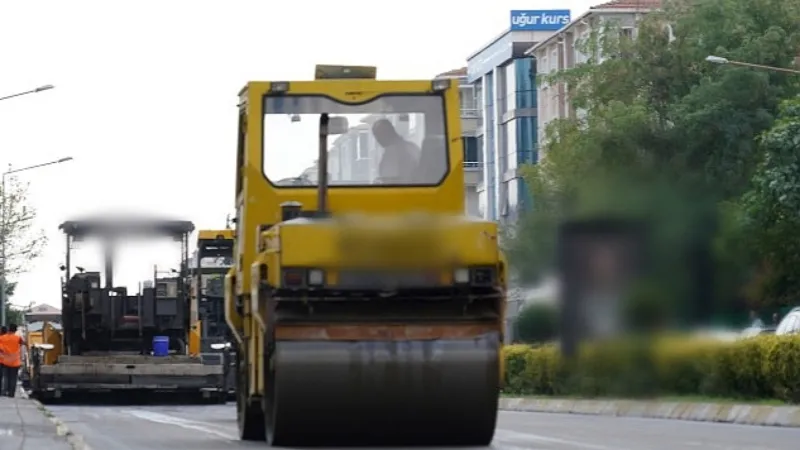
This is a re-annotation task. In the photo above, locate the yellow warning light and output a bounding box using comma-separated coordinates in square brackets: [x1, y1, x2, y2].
[315, 65, 377, 80]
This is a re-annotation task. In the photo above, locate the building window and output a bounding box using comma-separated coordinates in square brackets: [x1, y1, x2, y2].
[574, 31, 589, 64]
[459, 85, 478, 117]
[514, 57, 536, 109]
[508, 180, 519, 208]
[540, 86, 549, 120]
[357, 132, 370, 160]
[462, 137, 480, 167]
[620, 27, 634, 40]
[498, 124, 509, 174]
[507, 124, 518, 172]
[504, 62, 517, 113]
[517, 116, 537, 164]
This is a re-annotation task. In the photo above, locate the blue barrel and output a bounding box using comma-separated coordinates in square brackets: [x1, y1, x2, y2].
[152, 336, 170, 357]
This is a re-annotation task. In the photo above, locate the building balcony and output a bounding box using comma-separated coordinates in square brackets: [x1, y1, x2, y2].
[461, 108, 480, 119]
[463, 161, 483, 187]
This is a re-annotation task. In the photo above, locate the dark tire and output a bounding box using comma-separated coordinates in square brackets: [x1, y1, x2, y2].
[236, 348, 265, 441]
[263, 333, 280, 446]
[215, 391, 227, 405]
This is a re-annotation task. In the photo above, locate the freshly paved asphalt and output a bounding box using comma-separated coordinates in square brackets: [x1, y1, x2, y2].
[46, 403, 800, 450]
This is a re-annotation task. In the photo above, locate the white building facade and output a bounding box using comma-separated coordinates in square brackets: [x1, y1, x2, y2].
[526, 0, 660, 151]
[435, 68, 482, 217]
[466, 10, 572, 225]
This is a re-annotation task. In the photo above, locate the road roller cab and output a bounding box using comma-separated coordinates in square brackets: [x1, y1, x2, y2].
[226, 65, 506, 446]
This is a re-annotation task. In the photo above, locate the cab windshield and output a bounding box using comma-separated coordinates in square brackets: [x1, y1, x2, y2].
[262, 94, 449, 187]
[197, 254, 231, 297]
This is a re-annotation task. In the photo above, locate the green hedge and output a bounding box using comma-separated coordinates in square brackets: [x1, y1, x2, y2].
[502, 335, 800, 403]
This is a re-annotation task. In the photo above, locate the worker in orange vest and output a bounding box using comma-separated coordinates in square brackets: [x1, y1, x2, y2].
[0, 323, 25, 397]
[0, 325, 6, 394]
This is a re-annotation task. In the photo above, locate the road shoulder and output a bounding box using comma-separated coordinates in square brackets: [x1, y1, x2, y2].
[500, 397, 800, 427]
[5, 391, 90, 450]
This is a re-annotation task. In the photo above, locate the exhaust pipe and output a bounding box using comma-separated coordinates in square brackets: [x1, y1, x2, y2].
[317, 113, 329, 216]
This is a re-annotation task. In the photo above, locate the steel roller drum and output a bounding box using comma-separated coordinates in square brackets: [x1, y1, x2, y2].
[269, 332, 501, 446]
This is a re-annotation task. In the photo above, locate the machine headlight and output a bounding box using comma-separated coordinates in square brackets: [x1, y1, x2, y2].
[431, 79, 451, 92]
[308, 269, 325, 286]
[269, 81, 290, 93]
[453, 268, 470, 284]
[282, 268, 306, 287]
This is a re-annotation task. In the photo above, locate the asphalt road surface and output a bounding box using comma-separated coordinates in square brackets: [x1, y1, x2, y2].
[48, 404, 800, 450]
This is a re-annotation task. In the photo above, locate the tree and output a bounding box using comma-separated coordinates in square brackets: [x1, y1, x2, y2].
[0, 173, 48, 300]
[3, 302, 25, 326]
[742, 98, 800, 307]
[514, 303, 559, 344]
[506, 0, 800, 317]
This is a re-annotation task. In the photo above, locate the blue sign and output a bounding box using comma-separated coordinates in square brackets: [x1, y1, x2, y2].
[510, 10, 571, 31]
[467, 33, 513, 83]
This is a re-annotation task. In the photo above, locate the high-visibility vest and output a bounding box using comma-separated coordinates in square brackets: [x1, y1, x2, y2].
[0, 334, 23, 368]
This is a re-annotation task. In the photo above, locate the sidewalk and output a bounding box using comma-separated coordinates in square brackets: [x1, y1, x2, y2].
[0, 393, 72, 449]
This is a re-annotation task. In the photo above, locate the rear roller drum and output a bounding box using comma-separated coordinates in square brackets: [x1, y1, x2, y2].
[266, 333, 501, 446]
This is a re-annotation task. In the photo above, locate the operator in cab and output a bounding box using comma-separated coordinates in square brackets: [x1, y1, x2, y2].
[0, 323, 25, 397]
[372, 118, 420, 183]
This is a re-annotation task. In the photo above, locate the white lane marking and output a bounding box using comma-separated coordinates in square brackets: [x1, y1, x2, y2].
[0, 428, 13, 436]
[124, 410, 238, 440]
[496, 429, 628, 450]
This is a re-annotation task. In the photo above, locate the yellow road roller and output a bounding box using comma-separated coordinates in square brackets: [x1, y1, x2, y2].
[224, 64, 507, 446]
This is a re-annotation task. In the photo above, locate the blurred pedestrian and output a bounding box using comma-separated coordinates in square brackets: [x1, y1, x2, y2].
[748, 310, 765, 329]
[0, 325, 6, 393]
[0, 323, 25, 397]
[772, 312, 780, 327]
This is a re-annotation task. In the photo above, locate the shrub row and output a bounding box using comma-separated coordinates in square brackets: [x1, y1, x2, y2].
[502, 334, 800, 404]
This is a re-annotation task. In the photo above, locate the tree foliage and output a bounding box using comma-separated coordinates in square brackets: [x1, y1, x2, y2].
[3, 303, 24, 326]
[0, 174, 47, 295]
[514, 303, 559, 344]
[743, 98, 800, 306]
[506, 0, 800, 313]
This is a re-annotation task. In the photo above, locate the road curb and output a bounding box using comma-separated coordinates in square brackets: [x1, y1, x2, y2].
[499, 397, 800, 427]
[20, 390, 91, 450]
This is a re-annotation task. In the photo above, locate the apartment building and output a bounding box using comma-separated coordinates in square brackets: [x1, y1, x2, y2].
[526, 0, 661, 150]
[434, 67, 482, 217]
[466, 10, 571, 224]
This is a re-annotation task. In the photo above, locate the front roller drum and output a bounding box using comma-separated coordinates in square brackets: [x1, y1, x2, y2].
[266, 332, 500, 446]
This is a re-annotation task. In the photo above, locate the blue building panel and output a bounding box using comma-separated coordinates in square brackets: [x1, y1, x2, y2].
[469, 19, 553, 222]
[510, 10, 571, 31]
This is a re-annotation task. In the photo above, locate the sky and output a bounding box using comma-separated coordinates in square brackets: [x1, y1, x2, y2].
[0, 0, 596, 307]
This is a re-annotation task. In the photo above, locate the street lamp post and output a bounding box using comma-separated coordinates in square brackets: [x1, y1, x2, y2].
[0, 156, 74, 326]
[0, 85, 55, 103]
[705, 55, 800, 75]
